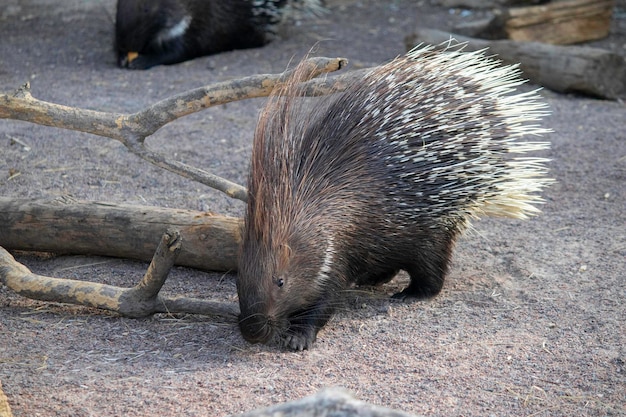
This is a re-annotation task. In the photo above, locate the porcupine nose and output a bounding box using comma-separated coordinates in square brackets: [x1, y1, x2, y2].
[238, 314, 273, 344]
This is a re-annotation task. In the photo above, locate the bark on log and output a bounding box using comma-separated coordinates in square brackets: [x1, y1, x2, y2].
[0, 197, 241, 272]
[406, 29, 626, 100]
[233, 387, 424, 417]
[504, 0, 614, 44]
[450, 0, 614, 43]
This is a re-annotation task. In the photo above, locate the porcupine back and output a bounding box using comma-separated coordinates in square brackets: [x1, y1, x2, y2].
[238, 44, 552, 350]
[251, 45, 551, 239]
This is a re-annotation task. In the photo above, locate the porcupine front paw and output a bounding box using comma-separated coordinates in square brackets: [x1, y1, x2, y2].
[280, 302, 332, 350]
[280, 327, 318, 351]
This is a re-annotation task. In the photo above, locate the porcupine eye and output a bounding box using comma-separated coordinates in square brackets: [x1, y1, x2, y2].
[272, 275, 285, 288]
[273, 276, 285, 288]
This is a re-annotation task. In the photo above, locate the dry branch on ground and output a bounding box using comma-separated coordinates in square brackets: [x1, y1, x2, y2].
[0, 56, 349, 201]
[0, 231, 239, 319]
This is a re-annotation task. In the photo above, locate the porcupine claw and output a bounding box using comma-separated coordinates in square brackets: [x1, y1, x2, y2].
[281, 329, 317, 351]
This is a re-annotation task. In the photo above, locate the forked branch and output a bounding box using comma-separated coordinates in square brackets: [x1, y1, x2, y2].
[0, 57, 350, 201]
[0, 231, 239, 319]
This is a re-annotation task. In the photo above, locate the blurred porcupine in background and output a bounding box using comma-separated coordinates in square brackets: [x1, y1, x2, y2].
[237, 44, 554, 351]
[115, 0, 325, 69]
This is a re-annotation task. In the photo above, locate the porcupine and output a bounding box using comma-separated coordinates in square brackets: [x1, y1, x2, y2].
[115, 0, 325, 69]
[237, 44, 553, 351]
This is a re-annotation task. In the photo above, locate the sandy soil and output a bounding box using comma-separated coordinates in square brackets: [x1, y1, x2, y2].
[1, 0, 625, 416]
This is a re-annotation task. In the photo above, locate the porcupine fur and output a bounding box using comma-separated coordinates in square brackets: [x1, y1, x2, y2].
[237, 44, 553, 351]
[115, 0, 325, 69]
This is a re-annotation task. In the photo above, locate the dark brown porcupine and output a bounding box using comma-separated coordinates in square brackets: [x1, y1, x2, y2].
[237, 45, 553, 351]
[115, 0, 325, 69]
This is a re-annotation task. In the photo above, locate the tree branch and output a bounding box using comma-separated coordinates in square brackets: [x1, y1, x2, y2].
[0, 57, 349, 201]
[0, 232, 239, 319]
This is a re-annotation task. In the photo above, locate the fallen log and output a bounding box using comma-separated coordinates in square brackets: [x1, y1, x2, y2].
[504, 0, 614, 44]
[450, 0, 614, 43]
[406, 29, 626, 100]
[0, 197, 241, 272]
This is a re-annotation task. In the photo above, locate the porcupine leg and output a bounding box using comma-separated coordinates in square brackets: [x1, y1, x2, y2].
[392, 235, 455, 300]
[283, 301, 335, 351]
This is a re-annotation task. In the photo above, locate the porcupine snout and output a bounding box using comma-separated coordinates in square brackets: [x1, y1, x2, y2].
[238, 313, 274, 344]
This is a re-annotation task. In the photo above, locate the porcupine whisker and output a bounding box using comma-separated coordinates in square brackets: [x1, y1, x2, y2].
[237, 311, 267, 322]
[238, 312, 274, 341]
[242, 299, 268, 311]
[237, 312, 269, 329]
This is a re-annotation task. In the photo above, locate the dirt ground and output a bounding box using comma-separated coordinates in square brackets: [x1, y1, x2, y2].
[1, 0, 625, 416]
